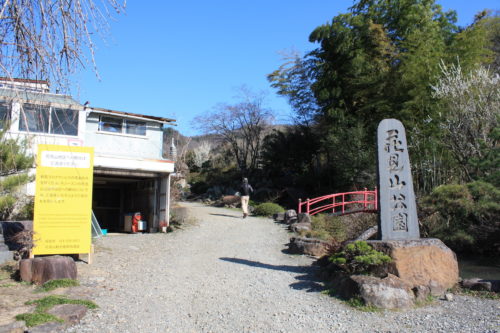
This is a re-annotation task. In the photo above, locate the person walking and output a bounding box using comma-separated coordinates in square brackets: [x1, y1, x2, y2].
[240, 178, 253, 218]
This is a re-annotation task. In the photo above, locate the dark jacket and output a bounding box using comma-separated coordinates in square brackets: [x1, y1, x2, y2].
[240, 183, 253, 196]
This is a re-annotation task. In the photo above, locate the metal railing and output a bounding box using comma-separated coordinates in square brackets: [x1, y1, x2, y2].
[298, 188, 378, 216]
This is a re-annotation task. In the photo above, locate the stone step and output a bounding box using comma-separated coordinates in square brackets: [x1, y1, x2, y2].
[0, 249, 13, 265]
[0, 237, 9, 251]
[0, 236, 14, 264]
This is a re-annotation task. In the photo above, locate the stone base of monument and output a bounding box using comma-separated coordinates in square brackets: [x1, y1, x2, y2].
[367, 238, 459, 296]
[323, 238, 459, 309]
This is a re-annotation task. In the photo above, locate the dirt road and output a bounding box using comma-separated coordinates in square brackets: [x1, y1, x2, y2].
[67, 202, 499, 333]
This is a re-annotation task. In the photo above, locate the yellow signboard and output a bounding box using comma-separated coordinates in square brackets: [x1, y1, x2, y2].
[33, 145, 94, 255]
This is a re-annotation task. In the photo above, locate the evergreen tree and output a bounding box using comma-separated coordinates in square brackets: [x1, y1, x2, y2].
[269, 0, 495, 193]
[0, 129, 34, 220]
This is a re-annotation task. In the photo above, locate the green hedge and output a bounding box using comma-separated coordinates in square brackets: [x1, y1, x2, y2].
[252, 202, 285, 217]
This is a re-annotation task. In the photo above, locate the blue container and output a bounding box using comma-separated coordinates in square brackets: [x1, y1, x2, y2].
[101, 229, 108, 236]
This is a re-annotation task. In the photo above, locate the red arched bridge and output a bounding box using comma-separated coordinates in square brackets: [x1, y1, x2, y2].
[298, 188, 378, 216]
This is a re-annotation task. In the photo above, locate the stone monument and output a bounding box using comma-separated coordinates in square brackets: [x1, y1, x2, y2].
[367, 119, 459, 299]
[376, 118, 419, 240]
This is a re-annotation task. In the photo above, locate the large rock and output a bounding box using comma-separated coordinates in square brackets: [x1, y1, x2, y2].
[284, 210, 297, 224]
[288, 237, 329, 257]
[221, 195, 240, 206]
[20, 255, 77, 285]
[47, 304, 88, 324]
[0, 321, 27, 333]
[290, 222, 311, 233]
[351, 274, 415, 309]
[297, 213, 311, 224]
[273, 212, 285, 222]
[461, 278, 500, 292]
[367, 238, 459, 296]
[355, 225, 378, 241]
[27, 322, 65, 333]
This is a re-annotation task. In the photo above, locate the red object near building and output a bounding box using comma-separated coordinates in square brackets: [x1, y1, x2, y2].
[131, 212, 141, 233]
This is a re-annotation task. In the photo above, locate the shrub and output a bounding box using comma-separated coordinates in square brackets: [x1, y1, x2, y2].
[309, 214, 346, 241]
[420, 181, 500, 254]
[329, 241, 391, 275]
[252, 202, 285, 217]
[303, 213, 377, 242]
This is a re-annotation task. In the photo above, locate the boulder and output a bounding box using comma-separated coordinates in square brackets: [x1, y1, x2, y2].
[47, 304, 88, 324]
[273, 212, 285, 222]
[461, 278, 500, 292]
[290, 222, 312, 233]
[297, 213, 311, 224]
[284, 210, 297, 224]
[20, 255, 77, 285]
[327, 272, 360, 299]
[355, 225, 378, 241]
[288, 237, 329, 257]
[0, 321, 27, 333]
[367, 238, 459, 296]
[27, 322, 65, 333]
[221, 195, 240, 206]
[412, 285, 430, 302]
[351, 274, 415, 309]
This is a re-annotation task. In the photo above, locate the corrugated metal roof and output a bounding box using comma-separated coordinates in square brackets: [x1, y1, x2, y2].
[90, 107, 176, 124]
[0, 77, 49, 85]
[0, 88, 81, 107]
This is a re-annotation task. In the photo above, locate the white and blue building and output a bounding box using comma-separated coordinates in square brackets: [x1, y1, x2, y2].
[0, 77, 176, 232]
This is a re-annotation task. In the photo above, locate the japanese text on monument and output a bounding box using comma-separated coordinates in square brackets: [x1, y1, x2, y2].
[377, 119, 419, 240]
[384, 129, 408, 232]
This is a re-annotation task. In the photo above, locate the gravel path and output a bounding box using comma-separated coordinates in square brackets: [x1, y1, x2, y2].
[68, 202, 499, 333]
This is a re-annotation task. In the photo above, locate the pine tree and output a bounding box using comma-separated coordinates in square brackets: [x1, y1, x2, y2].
[0, 129, 34, 220]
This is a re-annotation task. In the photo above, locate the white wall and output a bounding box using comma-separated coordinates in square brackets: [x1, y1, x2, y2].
[84, 114, 165, 160]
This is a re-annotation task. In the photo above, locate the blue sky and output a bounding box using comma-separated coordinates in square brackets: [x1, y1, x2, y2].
[75, 1, 499, 136]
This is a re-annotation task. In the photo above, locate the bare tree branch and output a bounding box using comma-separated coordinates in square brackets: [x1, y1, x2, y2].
[0, 0, 125, 92]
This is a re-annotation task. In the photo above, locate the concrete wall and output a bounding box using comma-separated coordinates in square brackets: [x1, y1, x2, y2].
[85, 113, 164, 160]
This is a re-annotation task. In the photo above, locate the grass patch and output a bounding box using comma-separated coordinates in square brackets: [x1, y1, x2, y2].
[321, 288, 337, 297]
[321, 289, 381, 312]
[27, 295, 98, 313]
[36, 279, 79, 292]
[414, 295, 436, 307]
[0, 283, 16, 288]
[16, 295, 97, 327]
[345, 296, 382, 312]
[15, 312, 64, 327]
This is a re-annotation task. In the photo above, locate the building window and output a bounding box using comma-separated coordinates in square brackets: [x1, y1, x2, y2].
[19, 104, 50, 133]
[99, 116, 122, 133]
[18, 103, 79, 136]
[126, 120, 146, 136]
[0, 102, 10, 129]
[99, 116, 146, 136]
[51, 107, 79, 136]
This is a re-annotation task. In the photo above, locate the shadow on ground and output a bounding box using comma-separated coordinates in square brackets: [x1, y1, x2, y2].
[219, 257, 324, 292]
[210, 213, 241, 218]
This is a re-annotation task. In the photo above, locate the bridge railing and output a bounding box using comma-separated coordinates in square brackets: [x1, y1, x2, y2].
[298, 188, 378, 216]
